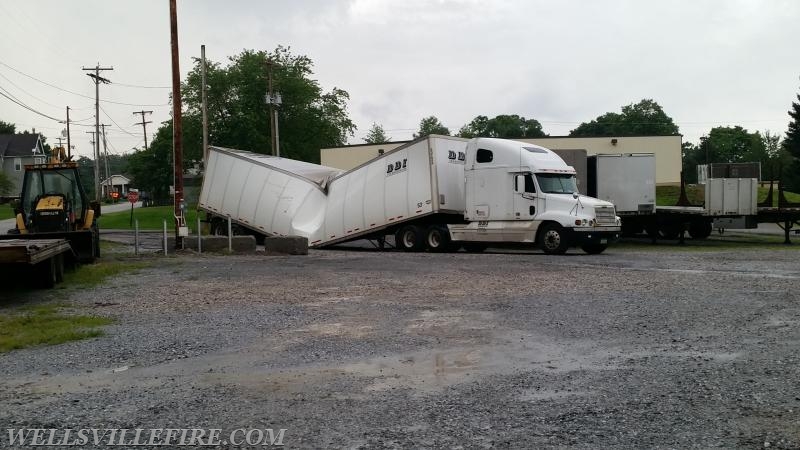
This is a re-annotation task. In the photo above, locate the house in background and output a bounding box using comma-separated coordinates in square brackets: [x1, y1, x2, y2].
[0, 134, 46, 195]
[100, 174, 131, 198]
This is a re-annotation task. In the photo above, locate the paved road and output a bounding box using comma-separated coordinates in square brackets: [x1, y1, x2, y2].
[0, 201, 141, 232]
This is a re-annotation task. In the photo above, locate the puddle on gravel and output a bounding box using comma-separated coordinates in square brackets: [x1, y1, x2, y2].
[339, 332, 614, 393]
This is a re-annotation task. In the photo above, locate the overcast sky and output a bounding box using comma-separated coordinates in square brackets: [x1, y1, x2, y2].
[1, 0, 798, 159]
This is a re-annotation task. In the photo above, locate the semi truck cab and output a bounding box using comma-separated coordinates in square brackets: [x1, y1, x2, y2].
[450, 138, 621, 254]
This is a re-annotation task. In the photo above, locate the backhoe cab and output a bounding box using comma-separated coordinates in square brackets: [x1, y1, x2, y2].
[3, 148, 101, 263]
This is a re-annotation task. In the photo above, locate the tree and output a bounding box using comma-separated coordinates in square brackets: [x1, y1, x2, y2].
[180, 46, 355, 164]
[414, 116, 450, 138]
[570, 99, 679, 137]
[457, 114, 545, 138]
[784, 87, 800, 190]
[0, 120, 15, 134]
[0, 172, 13, 196]
[127, 122, 175, 204]
[680, 126, 790, 182]
[363, 123, 390, 143]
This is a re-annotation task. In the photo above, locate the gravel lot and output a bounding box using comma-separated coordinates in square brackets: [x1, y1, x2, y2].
[1, 244, 799, 448]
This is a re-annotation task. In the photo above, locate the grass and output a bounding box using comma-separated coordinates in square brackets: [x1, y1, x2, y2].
[656, 185, 800, 206]
[100, 205, 200, 231]
[0, 304, 114, 353]
[0, 203, 14, 220]
[63, 258, 152, 287]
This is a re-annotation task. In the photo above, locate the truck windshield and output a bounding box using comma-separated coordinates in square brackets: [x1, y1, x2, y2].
[536, 173, 578, 194]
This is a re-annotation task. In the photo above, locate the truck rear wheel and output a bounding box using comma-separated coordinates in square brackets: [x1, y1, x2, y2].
[539, 223, 569, 255]
[396, 225, 424, 252]
[425, 226, 452, 252]
[689, 220, 712, 239]
[581, 244, 607, 254]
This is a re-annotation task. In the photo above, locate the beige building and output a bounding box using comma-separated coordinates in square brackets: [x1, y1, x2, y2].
[321, 135, 683, 185]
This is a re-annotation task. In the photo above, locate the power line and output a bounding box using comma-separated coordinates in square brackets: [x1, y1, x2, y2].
[0, 88, 64, 122]
[0, 61, 170, 107]
[100, 105, 140, 137]
[114, 82, 171, 89]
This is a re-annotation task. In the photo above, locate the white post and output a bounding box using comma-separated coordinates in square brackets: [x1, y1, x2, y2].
[227, 215, 232, 253]
[163, 219, 168, 256]
[197, 215, 202, 254]
[134, 219, 139, 256]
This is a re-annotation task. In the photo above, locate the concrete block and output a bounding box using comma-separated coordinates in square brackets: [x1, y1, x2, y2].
[264, 236, 308, 255]
[166, 235, 256, 253]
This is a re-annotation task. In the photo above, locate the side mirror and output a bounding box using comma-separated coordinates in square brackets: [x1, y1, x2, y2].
[514, 175, 524, 193]
[91, 200, 102, 217]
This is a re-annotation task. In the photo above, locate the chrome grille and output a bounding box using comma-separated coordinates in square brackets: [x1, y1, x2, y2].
[594, 206, 616, 224]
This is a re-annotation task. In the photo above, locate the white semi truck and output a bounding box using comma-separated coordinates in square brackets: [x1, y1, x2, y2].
[199, 135, 621, 254]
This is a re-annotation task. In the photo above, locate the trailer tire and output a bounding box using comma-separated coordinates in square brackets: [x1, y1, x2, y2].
[658, 224, 681, 240]
[462, 243, 488, 253]
[396, 225, 424, 252]
[581, 244, 607, 254]
[54, 254, 65, 283]
[689, 220, 713, 239]
[34, 258, 57, 289]
[539, 223, 569, 255]
[425, 226, 451, 252]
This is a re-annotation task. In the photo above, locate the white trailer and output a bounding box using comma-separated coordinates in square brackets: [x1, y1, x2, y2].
[199, 136, 621, 254]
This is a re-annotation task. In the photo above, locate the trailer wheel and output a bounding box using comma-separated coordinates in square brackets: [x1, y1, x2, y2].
[425, 226, 451, 252]
[396, 225, 424, 252]
[462, 243, 488, 253]
[658, 224, 681, 240]
[688, 220, 712, 239]
[539, 223, 569, 255]
[54, 254, 65, 283]
[34, 258, 57, 289]
[581, 244, 607, 255]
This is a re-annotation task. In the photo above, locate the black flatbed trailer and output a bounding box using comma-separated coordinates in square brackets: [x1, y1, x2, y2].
[0, 238, 72, 288]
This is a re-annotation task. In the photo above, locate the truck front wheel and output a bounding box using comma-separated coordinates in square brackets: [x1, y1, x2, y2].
[396, 225, 424, 252]
[425, 226, 452, 252]
[539, 223, 569, 255]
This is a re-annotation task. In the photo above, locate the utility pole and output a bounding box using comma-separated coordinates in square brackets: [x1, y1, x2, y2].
[266, 60, 275, 156]
[82, 63, 113, 202]
[201, 44, 209, 164]
[133, 110, 152, 151]
[100, 124, 111, 185]
[169, 0, 186, 248]
[66, 106, 72, 159]
[264, 60, 282, 157]
[86, 131, 98, 197]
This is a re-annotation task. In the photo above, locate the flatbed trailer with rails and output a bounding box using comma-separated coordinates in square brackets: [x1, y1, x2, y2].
[0, 238, 71, 288]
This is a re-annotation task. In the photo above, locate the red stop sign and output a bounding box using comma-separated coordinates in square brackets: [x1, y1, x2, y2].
[128, 191, 139, 203]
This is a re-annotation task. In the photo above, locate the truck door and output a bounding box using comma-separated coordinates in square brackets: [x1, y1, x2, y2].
[513, 173, 538, 220]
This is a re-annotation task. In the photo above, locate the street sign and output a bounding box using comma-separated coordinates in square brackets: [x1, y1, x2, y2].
[128, 191, 139, 203]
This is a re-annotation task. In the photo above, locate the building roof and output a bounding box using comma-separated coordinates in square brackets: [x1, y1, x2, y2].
[0, 134, 43, 157]
[100, 174, 131, 185]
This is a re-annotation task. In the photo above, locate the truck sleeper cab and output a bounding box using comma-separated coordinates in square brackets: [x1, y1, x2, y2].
[446, 138, 621, 254]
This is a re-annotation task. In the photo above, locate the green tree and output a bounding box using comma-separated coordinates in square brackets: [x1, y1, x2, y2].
[0, 172, 13, 195]
[180, 46, 355, 164]
[414, 116, 450, 138]
[784, 88, 800, 190]
[457, 114, 545, 138]
[696, 126, 763, 164]
[364, 122, 390, 143]
[0, 120, 15, 134]
[570, 99, 679, 136]
[127, 123, 174, 204]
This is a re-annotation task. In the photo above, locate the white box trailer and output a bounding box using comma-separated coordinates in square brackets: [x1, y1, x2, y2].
[588, 153, 656, 215]
[199, 136, 621, 254]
